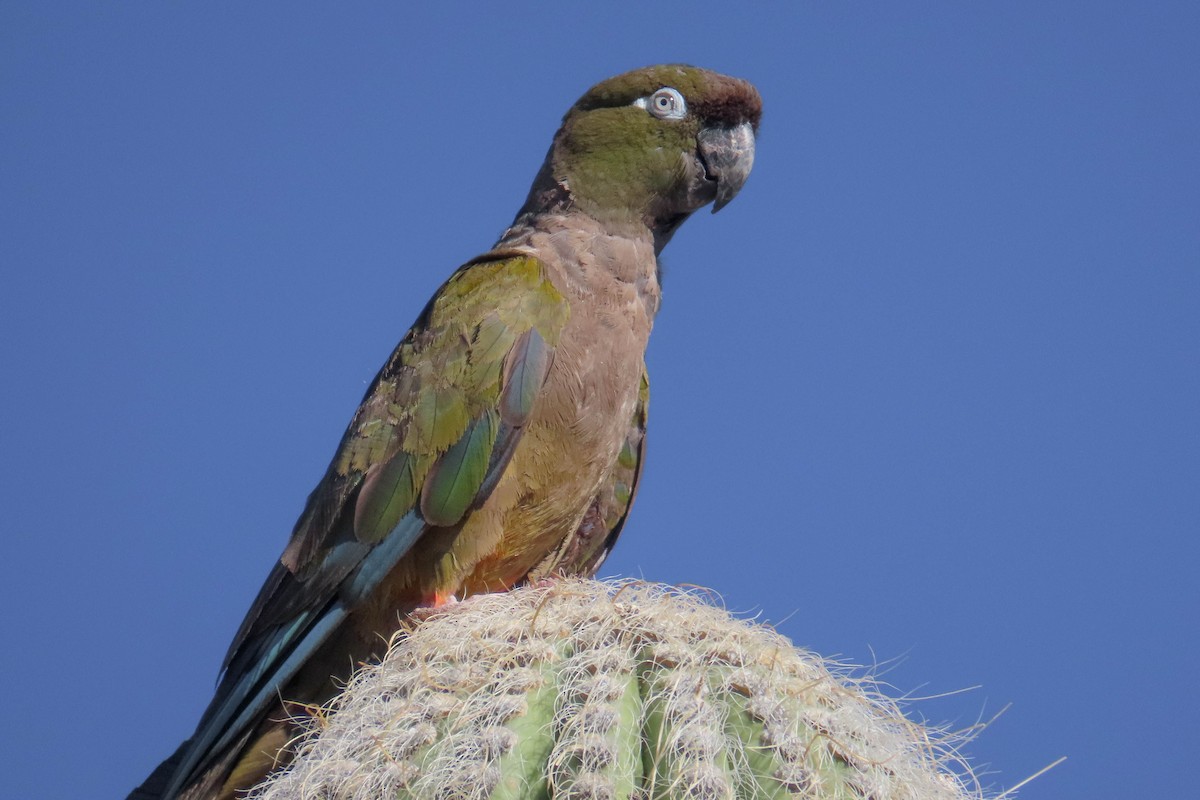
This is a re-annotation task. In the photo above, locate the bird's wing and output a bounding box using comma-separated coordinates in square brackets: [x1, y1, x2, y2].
[166, 253, 569, 795]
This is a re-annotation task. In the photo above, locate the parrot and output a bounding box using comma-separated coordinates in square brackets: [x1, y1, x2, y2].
[129, 64, 761, 800]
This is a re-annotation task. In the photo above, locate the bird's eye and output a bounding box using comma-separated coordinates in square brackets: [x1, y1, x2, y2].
[636, 87, 687, 120]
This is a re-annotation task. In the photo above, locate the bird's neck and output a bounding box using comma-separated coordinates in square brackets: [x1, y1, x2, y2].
[514, 160, 687, 257]
[494, 209, 662, 321]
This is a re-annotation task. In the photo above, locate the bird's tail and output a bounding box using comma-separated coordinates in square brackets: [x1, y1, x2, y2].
[127, 738, 191, 800]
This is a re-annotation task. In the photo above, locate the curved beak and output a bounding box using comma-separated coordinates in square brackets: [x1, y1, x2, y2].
[698, 121, 756, 212]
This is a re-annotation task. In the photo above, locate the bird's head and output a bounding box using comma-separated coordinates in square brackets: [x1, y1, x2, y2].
[520, 64, 762, 250]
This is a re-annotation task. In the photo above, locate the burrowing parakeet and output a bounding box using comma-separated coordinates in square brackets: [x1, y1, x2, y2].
[130, 64, 761, 800]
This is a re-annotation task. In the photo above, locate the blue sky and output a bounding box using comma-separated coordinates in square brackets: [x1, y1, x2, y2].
[2, 3, 1197, 798]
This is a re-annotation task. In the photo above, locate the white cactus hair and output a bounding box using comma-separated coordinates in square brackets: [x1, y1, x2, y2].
[252, 580, 982, 800]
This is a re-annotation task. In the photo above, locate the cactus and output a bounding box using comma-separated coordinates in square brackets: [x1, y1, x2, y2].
[253, 580, 976, 800]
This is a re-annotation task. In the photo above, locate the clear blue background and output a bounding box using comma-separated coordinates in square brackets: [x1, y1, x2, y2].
[2, 3, 1196, 798]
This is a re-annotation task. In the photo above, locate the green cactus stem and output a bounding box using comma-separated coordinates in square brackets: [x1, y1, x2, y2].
[253, 580, 977, 800]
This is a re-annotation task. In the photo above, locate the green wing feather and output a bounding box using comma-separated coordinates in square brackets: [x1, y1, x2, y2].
[236, 254, 568, 642]
[289, 254, 565, 560]
[419, 408, 500, 527]
[179, 254, 568, 795]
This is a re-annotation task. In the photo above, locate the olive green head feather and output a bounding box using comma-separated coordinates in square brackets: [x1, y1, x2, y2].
[519, 65, 761, 246]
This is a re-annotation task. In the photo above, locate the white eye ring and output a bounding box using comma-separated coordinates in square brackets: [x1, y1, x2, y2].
[634, 87, 687, 120]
